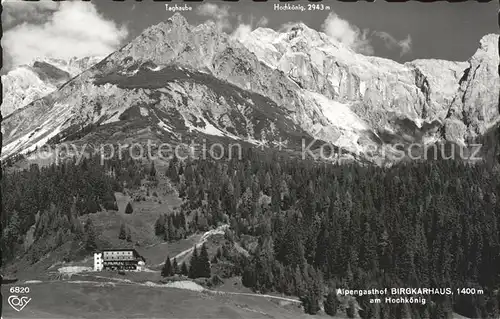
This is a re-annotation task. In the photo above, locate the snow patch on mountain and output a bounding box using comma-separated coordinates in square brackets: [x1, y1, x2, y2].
[139, 107, 149, 117]
[158, 120, 174, 133]
[305, 91, 369, 132]
[167, 82, 187, 95]
[183, 116, 225, 137]
[103, 111, 124, 124]
[201, 121, 225, 137]
[3, 123, 63, 156]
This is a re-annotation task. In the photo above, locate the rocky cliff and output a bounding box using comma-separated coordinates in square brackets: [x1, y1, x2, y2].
[241, 24, 499, 146]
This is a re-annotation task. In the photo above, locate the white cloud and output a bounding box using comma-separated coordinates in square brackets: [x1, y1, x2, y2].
[3, 1, 128, 69]
[278, 21, 303, 33]
[256, 16, 269, 28]
[231, 24, 253, 42]
[196, 3, 269, 40]
[196, 3, 231, 31]
[230, 14, 253, 42]
[374, 32, 412, 57]
[399, 35, 412, 56]
[321, 12, 373, 55]
[321, 12, 412, 57]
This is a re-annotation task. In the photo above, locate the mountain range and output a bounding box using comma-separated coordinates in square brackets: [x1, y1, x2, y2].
[1, 13, 498, 164]
[2, 56, 103, 117]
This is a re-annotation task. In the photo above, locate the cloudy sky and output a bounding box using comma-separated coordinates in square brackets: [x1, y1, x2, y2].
[2, 0, 498, 72]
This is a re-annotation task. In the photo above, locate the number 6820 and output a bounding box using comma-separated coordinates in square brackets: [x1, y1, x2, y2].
[9, 286, 30, 294]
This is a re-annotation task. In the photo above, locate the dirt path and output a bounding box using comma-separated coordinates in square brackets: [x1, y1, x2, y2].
[153, 224, 229, 267]
[215, 291, 301, 304]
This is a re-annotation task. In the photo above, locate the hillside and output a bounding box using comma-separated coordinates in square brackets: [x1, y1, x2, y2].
[1, 280, 334, 319]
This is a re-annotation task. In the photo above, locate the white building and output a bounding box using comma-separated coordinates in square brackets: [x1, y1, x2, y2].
[93, 249, 146, 271]
[93, 252, 103, 271]
[137, 260, 145, 271]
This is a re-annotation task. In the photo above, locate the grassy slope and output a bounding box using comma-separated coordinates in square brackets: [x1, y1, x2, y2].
[1, 281, 336, 319]
[141, 233, 202, 268]
[94, 191, 181, 250]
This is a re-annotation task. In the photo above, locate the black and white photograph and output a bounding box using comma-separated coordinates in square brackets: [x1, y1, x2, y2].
[0, 0, 499, 318]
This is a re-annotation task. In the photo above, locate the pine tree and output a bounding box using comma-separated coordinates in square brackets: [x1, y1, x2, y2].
[56, 229, 65, 246]
[164, 222, 170, 242]
[85, 198, 99, 214]
[3, 212, 21, 259]
[242, 265, 256, 288]
[264, 171, 272, 196]
[300, 265, 322, 315]
[166, 155, 179, 183]
[211, 254, 219, 264]
[161, 256, 172, 277]
[166, 216, 175, 240]
[125, 202, 134, 214]
[301, 292, 321, 315]
[126, 227, 132, 242]
[324, 291, 338, 316]
[181, 261, 189, 276]
[189, 246, 199, 279]
[346, 299, 357, 318]
[72, 214, 85, 239]
[84, 217, 97, 251]
[118, 223, 126, 240]
[198, 243, 211, 278]
[155, 214, 166, 236]
[172, 258, 179, 274]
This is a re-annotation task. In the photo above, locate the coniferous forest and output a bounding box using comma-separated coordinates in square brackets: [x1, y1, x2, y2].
[1, 154, 144, 262]
[2, 146, 500, 318]
[167, 148, 500, 319]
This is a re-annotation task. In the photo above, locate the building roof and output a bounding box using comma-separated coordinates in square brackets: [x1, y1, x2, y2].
[94, 248, 146, 263]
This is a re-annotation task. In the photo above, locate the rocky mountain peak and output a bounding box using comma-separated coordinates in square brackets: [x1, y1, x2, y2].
[479, 33, 498, 52]
[145, 13, 191, 37]
[95, 13, 225, 75]
[284, 22, 330, 46]
[240, 24, 499, 148]
[168, 12, 189, 27]
[442, 33, 499, 143]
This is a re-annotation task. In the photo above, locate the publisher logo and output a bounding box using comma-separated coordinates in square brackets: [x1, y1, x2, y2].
[8, 295, 31, 312]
